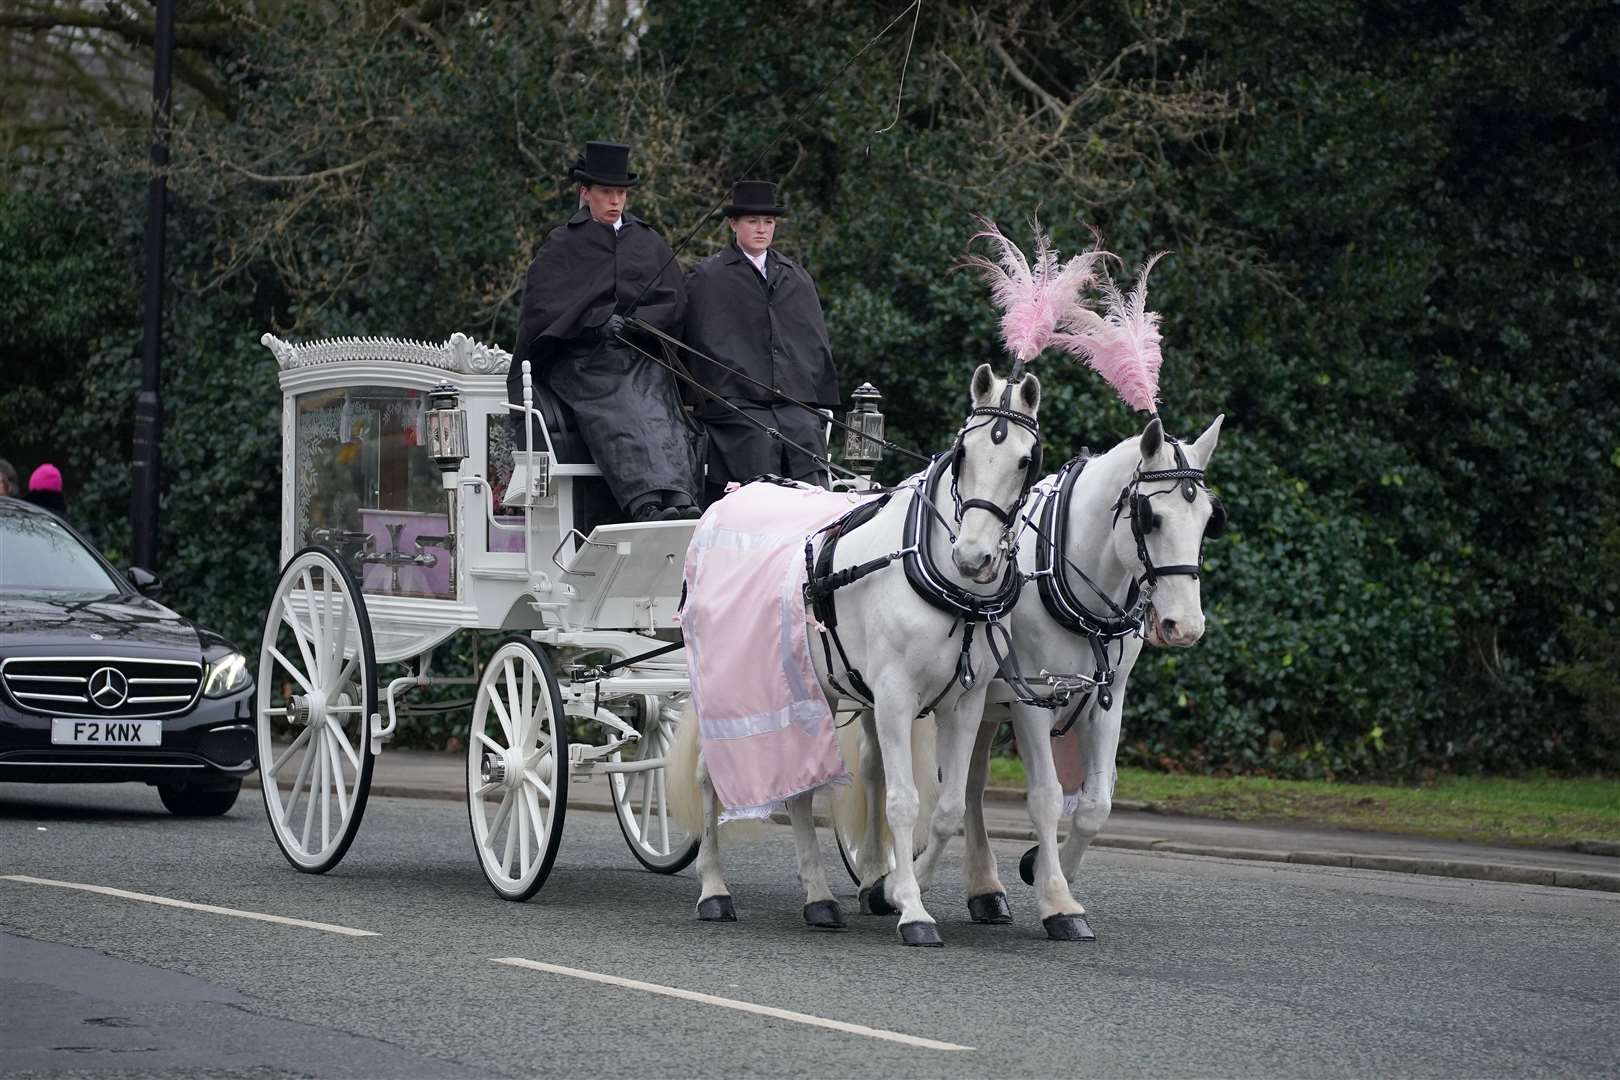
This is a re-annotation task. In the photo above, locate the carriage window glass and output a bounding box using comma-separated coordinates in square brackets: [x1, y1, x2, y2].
[293, 386, 456, 600]
[486, 415, 528, 554]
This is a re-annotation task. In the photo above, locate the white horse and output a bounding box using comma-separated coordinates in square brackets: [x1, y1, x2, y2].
[669, 364, 1042, 946]
[856, 413, 1225, 939]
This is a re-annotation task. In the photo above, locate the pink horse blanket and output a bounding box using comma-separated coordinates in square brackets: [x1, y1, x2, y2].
[681, 481, 865, 820]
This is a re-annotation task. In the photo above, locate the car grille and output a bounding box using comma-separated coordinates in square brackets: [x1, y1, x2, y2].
[1, 656, 204, 719]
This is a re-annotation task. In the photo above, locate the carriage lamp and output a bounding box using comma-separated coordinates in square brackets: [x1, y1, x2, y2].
[842, 382, 886, 477]
[426, 382, 469, 485]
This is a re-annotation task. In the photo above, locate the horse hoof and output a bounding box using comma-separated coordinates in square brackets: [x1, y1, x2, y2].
[696, 895, 737, 922]
[858, 878, 896, 916]
[898, 921, 944, 947]
[1043, 913, 1095, 941]
[803, 899, 846, 930]
[1019, 845, 1038, 886]
[967, 892, 1012, 924]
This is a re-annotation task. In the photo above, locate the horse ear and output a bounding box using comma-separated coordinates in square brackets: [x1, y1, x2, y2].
[1018, 373, 1040, 414]
[1139, 416, 1164, 461]
[971, 363, 995, 405]
[1190, 413, 1224, 468]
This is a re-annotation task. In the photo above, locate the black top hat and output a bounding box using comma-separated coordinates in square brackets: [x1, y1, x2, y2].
[570, 141, 639, 187]
[723, 180, 787, 217]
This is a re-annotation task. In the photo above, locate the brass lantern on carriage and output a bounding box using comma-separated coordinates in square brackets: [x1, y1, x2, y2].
[425, 382, 469, 484]
[842, 382, 885, 479]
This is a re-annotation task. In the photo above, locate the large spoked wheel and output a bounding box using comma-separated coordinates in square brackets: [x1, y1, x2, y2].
[256, 546, 377, 874]
[609, 696, 698, 874]
[467, 637, 568, 901]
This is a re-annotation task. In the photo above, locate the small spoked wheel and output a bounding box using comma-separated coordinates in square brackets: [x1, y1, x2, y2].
[467, 637, 568, 901]
[256, 546, 377, 874]
[609, 696, 698, 874]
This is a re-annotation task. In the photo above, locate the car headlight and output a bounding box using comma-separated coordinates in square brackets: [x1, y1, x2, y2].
[203, 650, 252, 698]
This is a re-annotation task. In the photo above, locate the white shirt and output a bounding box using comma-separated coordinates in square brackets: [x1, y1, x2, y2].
[743, 247, 767, 278]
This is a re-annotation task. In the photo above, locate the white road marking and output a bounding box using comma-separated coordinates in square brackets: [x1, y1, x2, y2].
[492, 957, 973, 1052]
[1, 875, 378, 937]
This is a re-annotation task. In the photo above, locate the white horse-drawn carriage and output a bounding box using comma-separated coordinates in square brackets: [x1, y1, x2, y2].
[254, 330, 813, 898]
[251, 223, 1227, 948]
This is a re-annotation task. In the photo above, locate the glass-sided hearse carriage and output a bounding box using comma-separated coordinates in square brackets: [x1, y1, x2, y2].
[255, 331, 889, 900]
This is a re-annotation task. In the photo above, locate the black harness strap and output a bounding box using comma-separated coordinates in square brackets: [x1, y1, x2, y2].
[1007, 456, 1151, 727]
[1034, 457, 1143, 639]
[905, 454, 1023, 620]
[1113, 436, 1214, 587]
[805, 493, 893, 706]
[1019, 435, 1225, 734]
[802, 453, 1027, 713]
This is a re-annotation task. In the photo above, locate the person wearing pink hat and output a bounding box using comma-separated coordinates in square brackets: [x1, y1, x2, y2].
[26, 462, 66, 516]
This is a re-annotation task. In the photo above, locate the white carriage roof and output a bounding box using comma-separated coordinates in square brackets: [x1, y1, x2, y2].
[260, 332, 511, 375]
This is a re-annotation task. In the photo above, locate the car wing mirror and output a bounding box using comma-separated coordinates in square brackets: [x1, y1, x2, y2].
[127, 565, 164, 597]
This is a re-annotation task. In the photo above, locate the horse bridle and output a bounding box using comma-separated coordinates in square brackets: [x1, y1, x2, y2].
[1112, 434, 1226, 591]
[948, 393, 1043, 542]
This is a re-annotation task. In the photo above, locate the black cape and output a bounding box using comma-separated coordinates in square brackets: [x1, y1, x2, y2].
[507, 209, 699, 510]
[510, 208, 686, 380]
[683, 242, 840, 409]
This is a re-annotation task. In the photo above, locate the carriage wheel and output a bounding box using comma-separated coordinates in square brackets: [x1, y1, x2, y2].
[608, 697, 699, 874]
[466, 637, 568, 901]
[256, 546, 377, 874]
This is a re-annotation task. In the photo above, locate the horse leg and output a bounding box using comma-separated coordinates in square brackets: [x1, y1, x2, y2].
[1056, 694, 1127, 937]
[1010, 703, 1091, 940]
[692, 753, 737, 922]
[788, 791, 844, 929]
[868, 689, 941, 946]
[912, 699, 974, 895]
[854, 709, 891, 889]
[959, 716, 1012, 924]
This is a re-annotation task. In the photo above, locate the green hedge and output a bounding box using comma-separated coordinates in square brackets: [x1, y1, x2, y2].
[3, 1, 1615, 771]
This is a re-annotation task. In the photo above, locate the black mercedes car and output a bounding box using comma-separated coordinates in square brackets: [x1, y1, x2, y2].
[0, 496, 256, 814]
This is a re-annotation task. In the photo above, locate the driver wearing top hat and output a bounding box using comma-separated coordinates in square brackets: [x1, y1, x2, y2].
[508, 140, 701, 521]
[683, 180, 840, 504]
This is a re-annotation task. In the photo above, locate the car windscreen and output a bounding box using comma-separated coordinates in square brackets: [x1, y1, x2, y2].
[0, 511, 123, 592]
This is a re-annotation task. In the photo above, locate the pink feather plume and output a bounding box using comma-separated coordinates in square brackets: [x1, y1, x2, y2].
[965, 218, 1107, 364]
[1053, 251, 1169, 414]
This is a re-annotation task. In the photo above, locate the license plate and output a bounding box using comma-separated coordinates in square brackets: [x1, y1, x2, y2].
[51, 718, 162, 747]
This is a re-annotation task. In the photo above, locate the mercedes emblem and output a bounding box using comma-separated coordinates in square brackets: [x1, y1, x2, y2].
[88, 667, 129, 710]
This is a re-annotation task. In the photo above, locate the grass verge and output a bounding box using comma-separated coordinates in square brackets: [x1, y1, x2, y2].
[986, 758, 1620, 849]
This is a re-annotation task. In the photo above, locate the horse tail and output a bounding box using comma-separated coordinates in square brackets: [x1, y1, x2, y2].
[834, 714, 870, 848]
[666, 703, 770, 842]
[833, 710, 941, 858]
[667, 702, 705, 837]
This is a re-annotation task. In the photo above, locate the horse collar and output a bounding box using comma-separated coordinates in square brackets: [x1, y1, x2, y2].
[1034, 456, 1147, 641]
[905, 455, 1022, 622]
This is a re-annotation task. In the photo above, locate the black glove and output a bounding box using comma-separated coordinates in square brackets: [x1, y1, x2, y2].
[600, 313, 627, 341]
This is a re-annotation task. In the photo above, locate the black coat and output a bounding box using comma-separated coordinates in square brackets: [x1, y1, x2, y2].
[683, 242, 840, 410]
[506, 208, 699, 508]
[510, 207, 686, 382]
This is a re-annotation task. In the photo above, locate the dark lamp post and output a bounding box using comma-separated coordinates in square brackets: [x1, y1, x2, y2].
[131, 0, 175, 571]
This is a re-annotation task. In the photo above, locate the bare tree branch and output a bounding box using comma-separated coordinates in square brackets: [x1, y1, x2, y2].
[224, 151, 386, 185]
[987, 36, 1067, 119]
[0, 8, 232, 52]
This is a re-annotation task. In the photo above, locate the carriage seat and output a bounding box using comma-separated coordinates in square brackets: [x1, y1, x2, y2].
[510, 379, 618, 535]
[518, 381, 593, 465]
